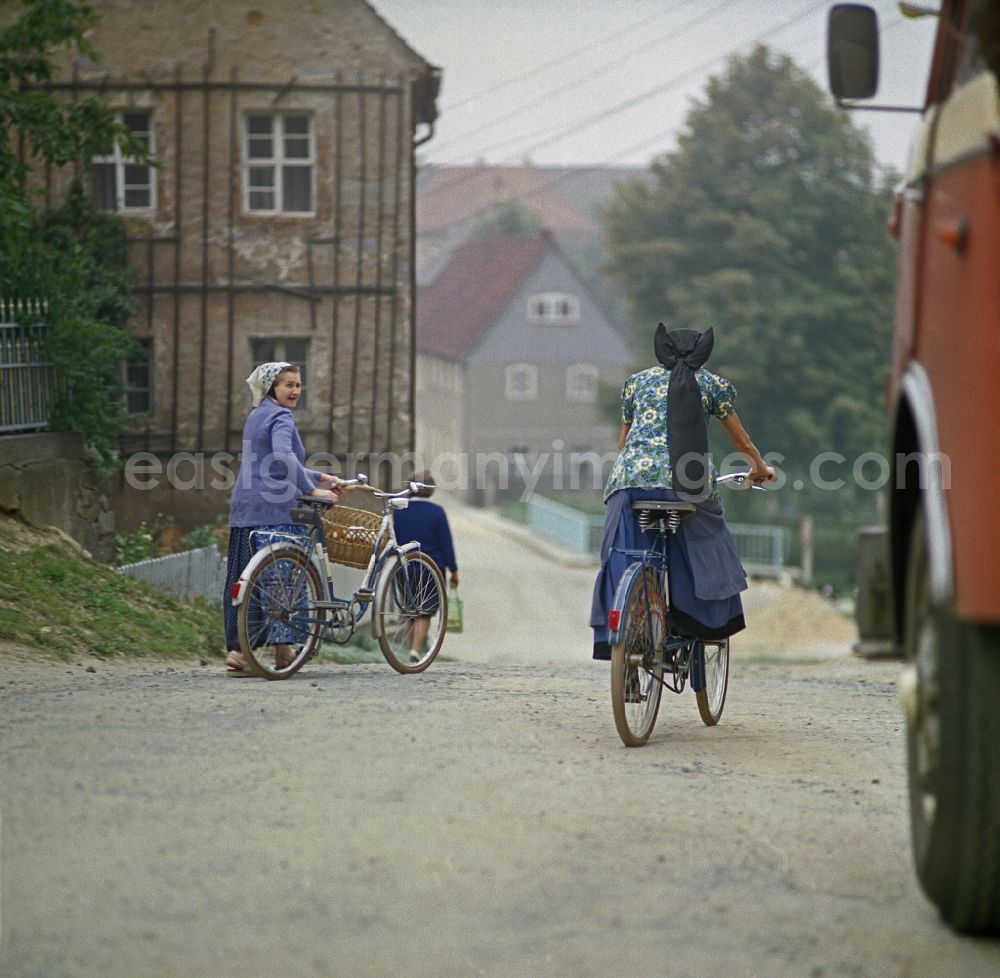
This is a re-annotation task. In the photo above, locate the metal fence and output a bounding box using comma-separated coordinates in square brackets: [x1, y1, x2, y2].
[527, 495, 604, 554]
[118, 545, 226, 604]
[0, 299, 57, 434]
[524, 494, 789, 577]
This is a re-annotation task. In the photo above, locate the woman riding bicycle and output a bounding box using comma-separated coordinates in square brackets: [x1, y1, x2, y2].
[590, 325, 775, 660]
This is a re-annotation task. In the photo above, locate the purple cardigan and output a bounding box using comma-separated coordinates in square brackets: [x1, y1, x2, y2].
[229, 399, 322, 527]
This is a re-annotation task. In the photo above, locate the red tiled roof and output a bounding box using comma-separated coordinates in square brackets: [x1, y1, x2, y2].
[416, 235, 549, 361]
[417, 165, 598, 235]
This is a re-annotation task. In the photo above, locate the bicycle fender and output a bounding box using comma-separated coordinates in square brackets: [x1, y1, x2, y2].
[371, 552, 402, 638]
[607, 560, 647, 646]
[369, 545, 424, 638]
[229, 542, 324, 607]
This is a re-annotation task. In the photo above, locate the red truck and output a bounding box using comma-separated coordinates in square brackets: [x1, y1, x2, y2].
[828, 1, 1000, 935]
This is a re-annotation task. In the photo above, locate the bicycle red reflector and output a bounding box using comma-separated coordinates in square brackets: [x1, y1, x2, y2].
[608, 610, 621, 631]
[230, 582, 241, 601]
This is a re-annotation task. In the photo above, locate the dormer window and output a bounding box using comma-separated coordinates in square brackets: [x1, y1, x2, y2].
[528, 292, 580, 325]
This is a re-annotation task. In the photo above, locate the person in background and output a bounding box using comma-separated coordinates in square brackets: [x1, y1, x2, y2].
[223, 361, 340, 677]
[392, 472, 459, 662]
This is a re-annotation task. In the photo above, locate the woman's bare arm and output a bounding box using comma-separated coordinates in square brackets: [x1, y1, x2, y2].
[720, 413, 775, 483]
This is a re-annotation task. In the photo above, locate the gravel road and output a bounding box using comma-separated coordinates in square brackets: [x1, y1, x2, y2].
[3, 502, 1000, 977]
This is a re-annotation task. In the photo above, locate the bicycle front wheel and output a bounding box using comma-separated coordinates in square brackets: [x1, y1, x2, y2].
[375, 552, 447, 674]
[237, 547, 325, 680]
[610, 567, 665, 747]
[694, 638, 729, 725]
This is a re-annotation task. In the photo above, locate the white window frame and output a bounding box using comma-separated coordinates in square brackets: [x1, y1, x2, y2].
[91, 110, 156, 213]
[504, 363, 538, 402]
[123, 338, 153, 415]
[527, 291, 580, 325]
[566, 363, 599, 403]
[243, 113, 316, 215]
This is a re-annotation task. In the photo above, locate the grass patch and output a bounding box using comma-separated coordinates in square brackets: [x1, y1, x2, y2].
[0, 536, 221, 661]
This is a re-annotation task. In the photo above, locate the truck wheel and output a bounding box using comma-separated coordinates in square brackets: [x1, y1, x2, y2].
[904, 513, 1000, 934]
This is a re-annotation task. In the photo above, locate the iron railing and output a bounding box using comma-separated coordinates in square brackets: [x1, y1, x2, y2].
[0, 300, 57, 434]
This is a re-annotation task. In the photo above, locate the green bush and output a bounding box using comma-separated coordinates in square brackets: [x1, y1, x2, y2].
[113, 516, 161, 566]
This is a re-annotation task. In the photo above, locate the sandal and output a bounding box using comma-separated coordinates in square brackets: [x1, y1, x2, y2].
[274, 644, 295, 670]
[226, 649, 252, 677]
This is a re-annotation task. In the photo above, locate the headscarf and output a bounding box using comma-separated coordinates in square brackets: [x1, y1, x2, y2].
[245, 361, 293, 407]
[654, 324, 715, 497]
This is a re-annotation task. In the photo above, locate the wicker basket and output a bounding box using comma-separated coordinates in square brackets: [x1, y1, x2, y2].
[322, 505, 382, 569]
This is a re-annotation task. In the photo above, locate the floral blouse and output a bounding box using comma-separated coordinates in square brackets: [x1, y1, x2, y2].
[604, 365, 737, 500]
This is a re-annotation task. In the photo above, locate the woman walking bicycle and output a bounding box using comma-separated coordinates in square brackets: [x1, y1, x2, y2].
[223, 361, 341, 678]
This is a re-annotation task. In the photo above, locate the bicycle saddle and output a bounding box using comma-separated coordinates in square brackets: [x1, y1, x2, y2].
[630, 500, 696, 515]
[632, 500, 697, 534]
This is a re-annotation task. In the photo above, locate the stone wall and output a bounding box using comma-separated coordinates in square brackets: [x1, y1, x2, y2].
[0, 433, 116, 560]
[11, 0, 439, 461]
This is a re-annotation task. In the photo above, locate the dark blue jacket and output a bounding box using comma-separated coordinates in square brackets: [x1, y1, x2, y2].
[393, 499, 457, 574]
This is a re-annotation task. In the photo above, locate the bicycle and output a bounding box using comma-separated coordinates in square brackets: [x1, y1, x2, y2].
[607, 472, 767, 746]
[230, 475, 447, 679]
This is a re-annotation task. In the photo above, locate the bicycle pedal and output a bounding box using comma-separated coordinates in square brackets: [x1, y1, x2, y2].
[355, 588, 374, 600]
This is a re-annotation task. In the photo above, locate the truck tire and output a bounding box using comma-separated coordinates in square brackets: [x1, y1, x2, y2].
[904, 512, 1000, 934]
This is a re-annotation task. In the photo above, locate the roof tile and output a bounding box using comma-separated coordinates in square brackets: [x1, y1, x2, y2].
[416, 235, 548, 360]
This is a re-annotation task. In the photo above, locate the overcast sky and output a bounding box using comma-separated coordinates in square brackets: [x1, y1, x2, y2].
[372, 0, 939, 176]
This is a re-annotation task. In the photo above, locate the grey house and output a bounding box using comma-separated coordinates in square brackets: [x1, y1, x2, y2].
[415, 233, 634, 504]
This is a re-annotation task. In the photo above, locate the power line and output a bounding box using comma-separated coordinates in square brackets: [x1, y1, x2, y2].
[439, 1, 686, 114]
[429, 0, 828, 171]
[431, 0, 745, 157]
[448, 10, 910, 219]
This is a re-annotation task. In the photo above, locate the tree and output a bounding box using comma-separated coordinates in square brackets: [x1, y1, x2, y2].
[472, 201, 544, 238]
[602, 45, 897, 517]
[1, 0, 149, 468]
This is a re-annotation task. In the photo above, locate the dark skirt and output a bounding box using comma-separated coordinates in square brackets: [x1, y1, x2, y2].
[590, 488, 747, 657]
[222, 524, 307, 650]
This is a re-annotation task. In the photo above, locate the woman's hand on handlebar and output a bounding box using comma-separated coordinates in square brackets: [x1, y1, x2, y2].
[309, 486, 340, 503]
[748, 463, 776, 485]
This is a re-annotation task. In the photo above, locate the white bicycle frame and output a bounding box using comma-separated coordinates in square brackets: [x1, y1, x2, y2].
[229, 496, 424, 640]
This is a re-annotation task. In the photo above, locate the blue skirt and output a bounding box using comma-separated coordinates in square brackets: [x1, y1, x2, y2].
[223, 524, 308, 650]
[590, 488, 747, 653]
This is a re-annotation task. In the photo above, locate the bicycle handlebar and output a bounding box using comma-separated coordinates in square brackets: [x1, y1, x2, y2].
[370, 480, 431, 500]
[717, 471, 770, 491]
[296, 474, 434, 509]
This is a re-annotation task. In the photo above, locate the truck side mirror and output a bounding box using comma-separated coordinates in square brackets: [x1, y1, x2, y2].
[827, 3, 880, 100]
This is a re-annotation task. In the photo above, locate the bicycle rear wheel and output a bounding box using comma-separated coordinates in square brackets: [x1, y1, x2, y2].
[694, 638, 729, 725]
[237, 547, 325, 680]
[610, 568, 665, 747]
[375, 552, 446, 674]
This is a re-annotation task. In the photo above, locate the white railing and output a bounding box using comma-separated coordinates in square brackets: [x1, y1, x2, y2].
[118, 545, 226, 603]
[524, 495, 789, 577]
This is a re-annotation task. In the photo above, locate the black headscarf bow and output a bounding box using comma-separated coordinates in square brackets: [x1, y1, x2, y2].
[654, 324, 715, 497]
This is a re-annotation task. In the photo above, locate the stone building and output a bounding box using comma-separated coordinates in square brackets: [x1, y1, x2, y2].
[18, 0, 439, 526]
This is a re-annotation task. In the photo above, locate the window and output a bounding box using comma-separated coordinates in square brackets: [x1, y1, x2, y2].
[566, 363, 599, 403]
[251, 338, 310, 408]
[504, 363, 537, 402]
[244, 114, 314, 214]
[92, 111, 155, 212]
[124, 338, 153, 415]
[527, 292, 580, 325]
